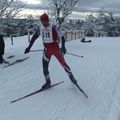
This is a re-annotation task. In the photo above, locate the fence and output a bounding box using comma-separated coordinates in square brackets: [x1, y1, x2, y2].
[64, 30, 84, 41]
[64, 30, 99, 41]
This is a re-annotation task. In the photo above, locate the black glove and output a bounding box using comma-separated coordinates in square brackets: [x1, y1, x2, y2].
[60, 47, 66, 55]
[24, 47, 30, 54]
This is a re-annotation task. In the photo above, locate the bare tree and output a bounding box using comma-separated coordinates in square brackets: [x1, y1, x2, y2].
[0, 0, 26, 20]
[0, 0, 25, 36]
[49, 0, 80, 27]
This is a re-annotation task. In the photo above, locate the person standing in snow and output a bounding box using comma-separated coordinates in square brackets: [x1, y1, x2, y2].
[0, 35, 5, 63]
[24, 13, 77, 89]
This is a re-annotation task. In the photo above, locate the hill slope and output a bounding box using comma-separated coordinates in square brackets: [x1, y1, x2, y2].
[0, 36, 120, 120]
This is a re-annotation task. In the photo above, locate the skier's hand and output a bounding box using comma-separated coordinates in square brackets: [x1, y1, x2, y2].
[60, 47, 66, 55]
[24, 47, 30, 54]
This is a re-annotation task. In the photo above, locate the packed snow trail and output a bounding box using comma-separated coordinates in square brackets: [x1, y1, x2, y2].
[0, 36, 120, 120]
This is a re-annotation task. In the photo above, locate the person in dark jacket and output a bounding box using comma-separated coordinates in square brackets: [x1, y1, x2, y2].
[81, 37, 91, 43]
[0, 35, 5, 63]
[24, 13, 77, 89]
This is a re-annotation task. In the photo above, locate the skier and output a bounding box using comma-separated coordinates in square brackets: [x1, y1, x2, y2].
[0, 35, 5, 63]
[24, 13, 77, 89]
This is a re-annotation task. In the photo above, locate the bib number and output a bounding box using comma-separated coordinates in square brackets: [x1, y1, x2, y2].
[42, 32, 50, 39]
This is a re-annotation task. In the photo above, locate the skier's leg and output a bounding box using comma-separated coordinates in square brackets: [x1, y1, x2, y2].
[0, 55, 2, 63]
[0, 55, 3, 63]
[54, 50, 77, 84]
[42, 48, 52, 88]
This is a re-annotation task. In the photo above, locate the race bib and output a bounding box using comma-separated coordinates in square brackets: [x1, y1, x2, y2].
[41, 26, 53, 43]
[42, 31, 50, 39]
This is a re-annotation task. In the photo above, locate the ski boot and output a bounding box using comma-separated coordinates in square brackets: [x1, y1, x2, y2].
[69, 75, 77, 84]
[42, 79, 51, 89]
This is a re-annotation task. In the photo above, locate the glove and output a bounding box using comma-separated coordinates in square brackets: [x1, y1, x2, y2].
[24, 47, 30, 54]
[60, 47, 66, 55]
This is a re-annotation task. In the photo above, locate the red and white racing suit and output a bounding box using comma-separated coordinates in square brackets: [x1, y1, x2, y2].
[33, 23, 74, 81]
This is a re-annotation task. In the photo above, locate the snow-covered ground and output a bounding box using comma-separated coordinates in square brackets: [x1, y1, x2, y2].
[1, 36, 120, 120]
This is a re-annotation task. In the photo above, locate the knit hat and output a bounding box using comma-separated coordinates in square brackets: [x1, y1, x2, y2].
[40, 13, 49, 22]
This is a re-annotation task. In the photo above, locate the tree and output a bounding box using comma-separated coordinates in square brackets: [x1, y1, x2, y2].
[0, 0, 25, 19]
[0, 0, 25, 36]
[49, 0, 80, 27]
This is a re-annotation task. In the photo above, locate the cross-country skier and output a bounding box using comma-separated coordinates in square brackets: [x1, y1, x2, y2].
[0, 35, 5, 63]
[24, 13, 77, 89]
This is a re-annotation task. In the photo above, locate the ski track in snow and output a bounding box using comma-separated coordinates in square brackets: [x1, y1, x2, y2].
[1, 36, 120, 120]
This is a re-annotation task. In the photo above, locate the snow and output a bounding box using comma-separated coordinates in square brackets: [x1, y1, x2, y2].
[1, 36, 120, 120]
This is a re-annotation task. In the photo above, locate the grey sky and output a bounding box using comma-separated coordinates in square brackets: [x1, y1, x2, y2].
[77, 0, 120, 13]
[23, 0, 120, 13]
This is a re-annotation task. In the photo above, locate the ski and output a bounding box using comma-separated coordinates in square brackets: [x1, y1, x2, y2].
[7, 55, 15, 59]
[3, 57, 29, 68]
[74, 82, 88, 99]
[11, 81, 64, 103]
[3, 60, 9, 64]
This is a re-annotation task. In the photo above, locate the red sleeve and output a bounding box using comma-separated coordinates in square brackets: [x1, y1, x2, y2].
[52, 25, 59, 41]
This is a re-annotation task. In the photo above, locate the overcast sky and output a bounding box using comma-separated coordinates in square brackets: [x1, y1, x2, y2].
[20, 0, 120, 19]
[21, 0, 120, 13]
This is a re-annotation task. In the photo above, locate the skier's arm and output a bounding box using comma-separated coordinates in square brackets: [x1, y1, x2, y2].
[61, 36, 65, 48]
[24, 30, 40, 54]
[28, 32, 39, 49]
[55, 25, 66, 55]
[59, 28, 66, 55]
[61, 35, 66, 55]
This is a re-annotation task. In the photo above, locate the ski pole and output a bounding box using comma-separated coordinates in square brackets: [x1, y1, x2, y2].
[66, 52, 83, 58]
[30, 49, 43, 52]
[30, 50, 83, 58]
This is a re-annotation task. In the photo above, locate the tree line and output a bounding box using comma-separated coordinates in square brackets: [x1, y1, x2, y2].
[1, 0, 120, 37]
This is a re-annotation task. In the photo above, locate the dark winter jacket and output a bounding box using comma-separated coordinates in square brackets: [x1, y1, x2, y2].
[0, 35, 5, 55]
[81, 38, 91, 43]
